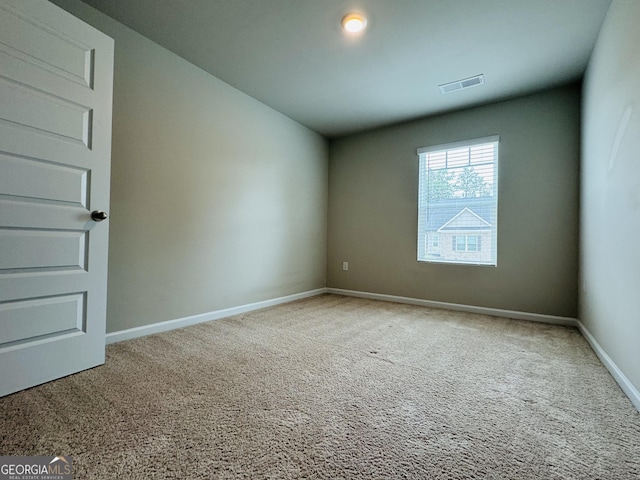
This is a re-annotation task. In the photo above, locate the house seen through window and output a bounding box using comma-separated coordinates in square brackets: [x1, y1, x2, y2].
[417, 136, 499, 265]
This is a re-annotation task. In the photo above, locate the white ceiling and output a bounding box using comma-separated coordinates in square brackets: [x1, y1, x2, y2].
[80, 0, 612, 138]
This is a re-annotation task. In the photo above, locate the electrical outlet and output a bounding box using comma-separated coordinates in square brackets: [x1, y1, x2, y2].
[342, 261, 349, 271]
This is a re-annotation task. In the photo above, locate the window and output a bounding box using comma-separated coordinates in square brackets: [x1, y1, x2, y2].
[417, 136, 498, 265]
[452, 235, 481, 252]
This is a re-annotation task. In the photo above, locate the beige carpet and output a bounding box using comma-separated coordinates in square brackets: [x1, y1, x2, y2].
[1, 294, 639, 479]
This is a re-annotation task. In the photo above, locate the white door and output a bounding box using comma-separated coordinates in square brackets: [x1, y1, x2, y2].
[0, 0, 113, 396]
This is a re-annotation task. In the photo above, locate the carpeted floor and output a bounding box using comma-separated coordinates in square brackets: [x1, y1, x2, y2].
[1, 294, 639, 479]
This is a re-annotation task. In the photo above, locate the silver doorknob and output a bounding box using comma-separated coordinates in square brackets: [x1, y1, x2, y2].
[91, 210, 108, 222]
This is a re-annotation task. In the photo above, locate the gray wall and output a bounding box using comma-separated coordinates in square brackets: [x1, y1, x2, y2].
[327, 86, 581, 318]
[51, 0, 328, 333]
[581, 1, 640, 392]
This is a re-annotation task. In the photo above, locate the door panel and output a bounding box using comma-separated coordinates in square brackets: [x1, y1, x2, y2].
[0, 80, 93, 146]
[0, 0, 113, 397]
[0, 293, 85, 345]
[0, 6, 94, 87]
[0, 229, 87, 271]
[0, 152, 89, 206]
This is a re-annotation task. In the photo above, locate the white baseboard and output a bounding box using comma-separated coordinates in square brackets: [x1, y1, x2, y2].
[105, 288, 328, 345]
[577, 320, 640, 412]
[326, 288, 578, 327]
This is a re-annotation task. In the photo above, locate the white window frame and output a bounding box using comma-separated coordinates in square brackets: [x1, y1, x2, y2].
[452, 234, 481, 252]
[417, 135, 499, 266]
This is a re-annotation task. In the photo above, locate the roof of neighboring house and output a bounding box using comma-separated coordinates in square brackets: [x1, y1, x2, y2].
[424, 196, 496, 231]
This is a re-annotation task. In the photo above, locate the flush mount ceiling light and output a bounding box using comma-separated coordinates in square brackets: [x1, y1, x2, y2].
[342, 13, 367, 33]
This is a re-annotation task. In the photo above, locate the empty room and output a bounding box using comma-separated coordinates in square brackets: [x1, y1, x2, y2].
[1, 0, 639, 478]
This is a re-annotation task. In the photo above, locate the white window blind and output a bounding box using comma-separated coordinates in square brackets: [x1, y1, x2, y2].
[417, 136, 499, 265]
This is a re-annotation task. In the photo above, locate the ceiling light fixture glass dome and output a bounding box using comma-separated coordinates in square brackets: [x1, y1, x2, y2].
[342, 13, 367, 33]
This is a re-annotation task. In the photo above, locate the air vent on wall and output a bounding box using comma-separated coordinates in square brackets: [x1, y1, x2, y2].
[439, 74, 484, 94]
